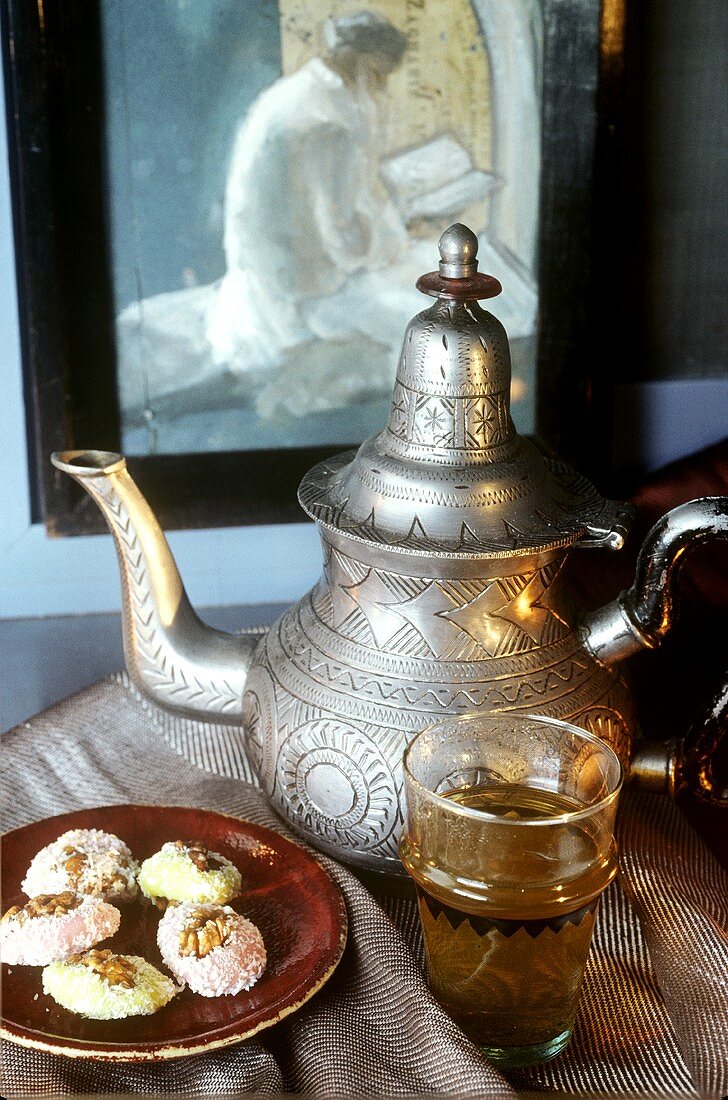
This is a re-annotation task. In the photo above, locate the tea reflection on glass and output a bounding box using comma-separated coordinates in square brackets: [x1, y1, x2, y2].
[400, 714, 622, 1068]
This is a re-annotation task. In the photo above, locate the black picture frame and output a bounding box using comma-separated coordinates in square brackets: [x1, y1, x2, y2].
[1, 0, 625, 536]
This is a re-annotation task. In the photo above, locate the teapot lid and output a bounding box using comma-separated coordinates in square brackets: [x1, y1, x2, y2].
[299, 225, 630, 558]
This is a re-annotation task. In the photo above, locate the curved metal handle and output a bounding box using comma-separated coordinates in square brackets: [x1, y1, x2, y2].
[581, 497, 728, 666]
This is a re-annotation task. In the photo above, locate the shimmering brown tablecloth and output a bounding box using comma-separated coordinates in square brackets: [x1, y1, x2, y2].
[1, 672, 726, 1098]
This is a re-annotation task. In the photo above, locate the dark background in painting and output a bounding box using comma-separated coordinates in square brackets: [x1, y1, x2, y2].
[101, 0, 281, 309]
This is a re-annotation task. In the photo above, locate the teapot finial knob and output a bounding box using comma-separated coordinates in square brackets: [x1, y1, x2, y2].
[438, 223, 479, 278]
[416, 222, 501, 300]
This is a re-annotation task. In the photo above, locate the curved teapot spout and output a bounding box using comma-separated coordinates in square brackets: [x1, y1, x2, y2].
[581, 497, 728, 667]
[51, 451, 257, 721]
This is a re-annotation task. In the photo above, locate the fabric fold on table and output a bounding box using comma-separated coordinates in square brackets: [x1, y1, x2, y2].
[617, 790, 728, 1099]
[1, 673, 726, 1098]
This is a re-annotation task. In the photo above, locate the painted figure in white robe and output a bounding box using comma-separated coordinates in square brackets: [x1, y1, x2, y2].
[116, 7, 538, 438]
[207, 13, 410, 373]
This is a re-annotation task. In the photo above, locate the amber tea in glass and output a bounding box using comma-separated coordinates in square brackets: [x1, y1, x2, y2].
[400, 714, 622, 1068]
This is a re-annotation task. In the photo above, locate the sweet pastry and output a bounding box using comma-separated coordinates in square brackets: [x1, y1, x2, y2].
[0, 892, 120, 966]
[157, 902, 266, 996]
[22, 829, 138, 904]
[138, 840, 241, 907]
[42, 949, 180, 1019]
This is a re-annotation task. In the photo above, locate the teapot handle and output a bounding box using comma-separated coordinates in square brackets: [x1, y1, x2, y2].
[580, 497, 728, 666]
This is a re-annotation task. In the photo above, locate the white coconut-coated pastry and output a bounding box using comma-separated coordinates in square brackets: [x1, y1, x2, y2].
[157, 902, 266, 997]
[22, 829, 139, 903]
[0, 892, 121, 966]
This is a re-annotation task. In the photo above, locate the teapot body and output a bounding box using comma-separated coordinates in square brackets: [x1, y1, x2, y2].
[243, 530, 635, 874]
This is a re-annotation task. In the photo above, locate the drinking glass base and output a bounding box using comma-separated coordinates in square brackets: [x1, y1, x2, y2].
[480, 1027, 572, 1068]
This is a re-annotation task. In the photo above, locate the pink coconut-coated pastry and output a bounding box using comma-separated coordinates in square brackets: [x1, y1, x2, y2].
[157, 902, 266, 997]
[22, 828, 138, 903]
[0, 892, 121, 966]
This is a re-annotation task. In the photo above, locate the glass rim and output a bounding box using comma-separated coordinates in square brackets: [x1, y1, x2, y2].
[402, 712, 624, 827]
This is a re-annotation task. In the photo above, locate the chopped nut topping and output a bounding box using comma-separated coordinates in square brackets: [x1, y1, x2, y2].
[99, 868, 131, 893]
[178, 907, 231, 957]
[174, 840, 225, 873]
[54, 843, 133, 896]
[61, 845, 89, 883]
[67, 949, 136, 988]
[2, 892, 82, 924]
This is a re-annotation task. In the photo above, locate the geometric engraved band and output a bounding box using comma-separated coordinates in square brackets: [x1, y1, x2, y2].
[417, 887, 600, 939]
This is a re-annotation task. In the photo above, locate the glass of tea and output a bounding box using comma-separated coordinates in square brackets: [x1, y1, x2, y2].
[400, 713, 623, 1068]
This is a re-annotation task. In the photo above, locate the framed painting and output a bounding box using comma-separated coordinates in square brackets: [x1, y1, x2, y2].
[2, 0, 624, 535]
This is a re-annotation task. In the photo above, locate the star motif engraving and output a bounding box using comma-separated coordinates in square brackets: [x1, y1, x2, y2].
[466, 394, 509, 447]
[388, 383, 408, 436]
[467, 397, 496, 445]
[416, 400, 449, 444]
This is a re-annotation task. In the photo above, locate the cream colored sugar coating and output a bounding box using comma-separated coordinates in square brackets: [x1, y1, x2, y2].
[138, 842, 242, 904]
[42, 955, 179, 1019]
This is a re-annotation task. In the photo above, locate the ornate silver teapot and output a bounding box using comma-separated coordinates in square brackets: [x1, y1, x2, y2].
[53, 225, 728, 875]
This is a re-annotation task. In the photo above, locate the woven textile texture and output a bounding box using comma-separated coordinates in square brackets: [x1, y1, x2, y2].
[1, 673, 726, 1098]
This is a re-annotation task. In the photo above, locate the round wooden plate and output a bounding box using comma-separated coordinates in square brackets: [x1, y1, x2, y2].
[1, 805, 348, 1060]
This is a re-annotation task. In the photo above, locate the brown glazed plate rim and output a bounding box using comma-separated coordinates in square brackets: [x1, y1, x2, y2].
[1, 805, 348, 1061]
